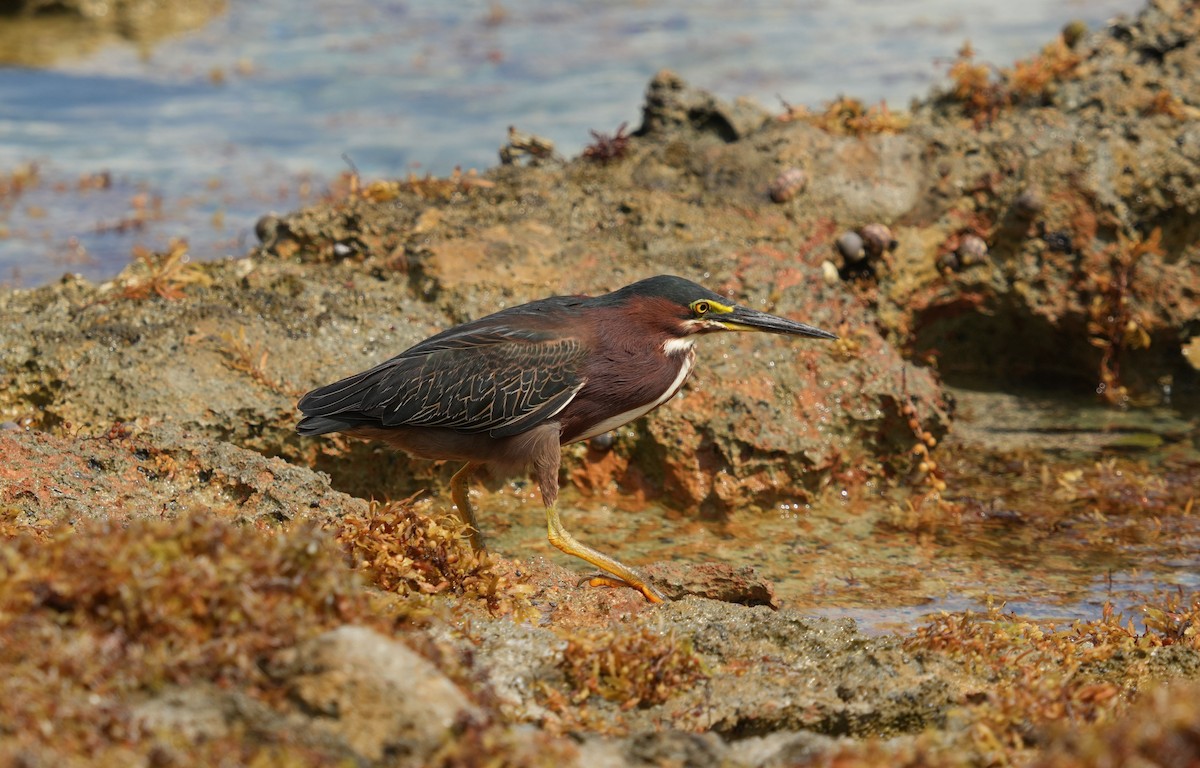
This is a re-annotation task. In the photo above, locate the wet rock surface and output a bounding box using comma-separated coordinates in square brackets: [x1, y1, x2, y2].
[2, 2, 1200, 766]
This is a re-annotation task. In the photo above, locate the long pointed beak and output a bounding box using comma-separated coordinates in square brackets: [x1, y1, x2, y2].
[720, 305, 838, 339]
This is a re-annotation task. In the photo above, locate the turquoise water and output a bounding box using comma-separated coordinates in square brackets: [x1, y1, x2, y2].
[0, 0, 1142, 286]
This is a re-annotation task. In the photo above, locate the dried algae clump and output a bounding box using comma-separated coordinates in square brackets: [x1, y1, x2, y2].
[560, 624, 706, 710]
[1035, 680, 1200, 767]
[117, 239, 212, 301]
[0, 513, 371, 685]
[354, 166, 494, 204]
[906, 595, 1200, 762]
[945, 36, 1083, 126]
[0, 511, 387, 759]
[335, 499, 535, 618]
[781, 95, 911, 136]
[581, 121, 633, 165]
[1078, 228, 1163, 406]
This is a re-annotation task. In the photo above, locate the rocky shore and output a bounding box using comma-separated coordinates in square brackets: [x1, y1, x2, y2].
[2, 1, 1199, 765]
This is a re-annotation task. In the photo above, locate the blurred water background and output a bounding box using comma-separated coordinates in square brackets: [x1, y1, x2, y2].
[0, 0, 1142, 287]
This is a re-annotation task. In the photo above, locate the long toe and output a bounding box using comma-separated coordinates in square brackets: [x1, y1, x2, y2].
[582, 573, 667, 603]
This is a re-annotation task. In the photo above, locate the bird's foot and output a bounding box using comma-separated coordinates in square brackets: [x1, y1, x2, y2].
[464, 527, 486, 552]
[579, 573, 666, 604]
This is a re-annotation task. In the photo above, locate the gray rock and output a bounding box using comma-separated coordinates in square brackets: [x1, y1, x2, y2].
[638, 69, 770, 142]
[283, 625, 479, 763]
[470, 619, 566, 721]
[132, 687, 239, 743]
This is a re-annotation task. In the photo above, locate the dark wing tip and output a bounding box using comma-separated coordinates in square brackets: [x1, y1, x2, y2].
[297, 414, 350, 436]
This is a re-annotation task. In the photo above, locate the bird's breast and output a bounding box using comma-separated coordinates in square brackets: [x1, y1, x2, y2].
[564, 342, 696, 444]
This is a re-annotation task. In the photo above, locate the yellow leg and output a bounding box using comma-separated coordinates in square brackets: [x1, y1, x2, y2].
[546, 505, 665, 603]
[450, 462, 484, 551]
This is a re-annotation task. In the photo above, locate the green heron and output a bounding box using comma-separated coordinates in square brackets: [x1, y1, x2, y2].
[297, 275, 835, 602]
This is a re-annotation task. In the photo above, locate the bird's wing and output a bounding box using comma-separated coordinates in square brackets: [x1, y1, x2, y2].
[298, 325, 588, 438]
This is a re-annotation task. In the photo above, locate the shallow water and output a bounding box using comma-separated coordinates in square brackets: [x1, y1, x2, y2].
[486, 384, 1200, 633]
[1, 0, 1142, 287]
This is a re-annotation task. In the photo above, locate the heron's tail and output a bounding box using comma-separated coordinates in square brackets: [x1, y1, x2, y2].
[296, 365, 388, 435]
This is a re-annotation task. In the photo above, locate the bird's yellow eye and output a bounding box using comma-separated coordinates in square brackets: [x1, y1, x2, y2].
[693, 301, 710, 316]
